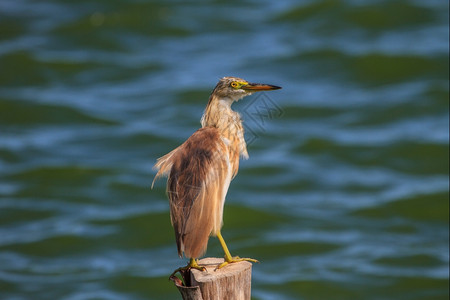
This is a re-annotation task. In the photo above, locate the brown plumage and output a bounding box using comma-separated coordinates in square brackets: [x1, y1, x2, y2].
[153, 76, 281, 267]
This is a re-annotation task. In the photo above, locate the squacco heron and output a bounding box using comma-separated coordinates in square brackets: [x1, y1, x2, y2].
[153, 76, 281, 275]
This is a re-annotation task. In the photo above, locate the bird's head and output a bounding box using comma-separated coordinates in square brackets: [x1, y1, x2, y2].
[211, 76, 281, 102]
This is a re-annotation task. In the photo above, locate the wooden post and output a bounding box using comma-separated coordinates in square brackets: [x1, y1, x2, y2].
[170, 257, 253, 300]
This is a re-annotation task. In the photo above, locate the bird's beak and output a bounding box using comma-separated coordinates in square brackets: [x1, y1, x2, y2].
[242, 82, 282, 91]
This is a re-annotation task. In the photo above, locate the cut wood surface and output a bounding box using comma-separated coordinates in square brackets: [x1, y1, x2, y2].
[171, 257, 253, 300]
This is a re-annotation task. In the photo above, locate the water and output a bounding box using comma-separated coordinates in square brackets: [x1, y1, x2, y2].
[0, 0, 448, 299]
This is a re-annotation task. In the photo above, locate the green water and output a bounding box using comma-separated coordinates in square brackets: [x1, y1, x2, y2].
[0, 0, 448, 299]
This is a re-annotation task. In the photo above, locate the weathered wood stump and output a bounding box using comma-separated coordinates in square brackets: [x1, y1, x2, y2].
[170, 257, 253, 300]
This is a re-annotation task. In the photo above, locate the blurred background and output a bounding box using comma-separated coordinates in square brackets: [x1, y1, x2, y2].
[0, 0, 448, 299]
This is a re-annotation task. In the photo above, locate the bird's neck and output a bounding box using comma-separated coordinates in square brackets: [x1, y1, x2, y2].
[201, 96, 248, 158]
[201, 96, 239, 129]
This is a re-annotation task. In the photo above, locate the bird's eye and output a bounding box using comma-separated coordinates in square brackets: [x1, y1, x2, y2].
[230, 82, 239, 88]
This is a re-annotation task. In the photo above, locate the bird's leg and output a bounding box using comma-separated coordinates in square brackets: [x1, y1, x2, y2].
[169, 258, 206, 281]
[215, 231, 259, 270]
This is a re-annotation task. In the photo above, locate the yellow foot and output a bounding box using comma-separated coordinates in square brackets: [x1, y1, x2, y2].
[216, 256, 259, 270]
[169, 258, 206, 279]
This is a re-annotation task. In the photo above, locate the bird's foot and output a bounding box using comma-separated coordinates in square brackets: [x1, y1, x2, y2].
[216, 256, 259, 270]
[169, 258, 206, 280]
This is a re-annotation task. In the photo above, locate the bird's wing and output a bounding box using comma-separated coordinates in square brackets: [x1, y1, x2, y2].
[152, 147, 178, 188]
[154, 127, 235, 258]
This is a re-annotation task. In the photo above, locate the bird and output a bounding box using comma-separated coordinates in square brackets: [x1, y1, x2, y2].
[152, 76, 281, 275]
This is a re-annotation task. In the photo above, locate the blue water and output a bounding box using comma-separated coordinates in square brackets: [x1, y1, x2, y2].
[0, 0, 449, 299]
